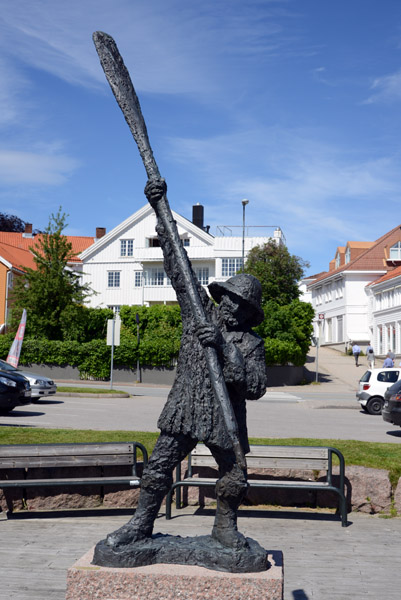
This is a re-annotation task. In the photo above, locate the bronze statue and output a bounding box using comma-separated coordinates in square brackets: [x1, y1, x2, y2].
[92, 32, 268, 573]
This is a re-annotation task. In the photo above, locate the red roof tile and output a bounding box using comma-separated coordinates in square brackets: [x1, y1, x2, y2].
[0, 232, 93, 265]
[309, 225, 401, 286]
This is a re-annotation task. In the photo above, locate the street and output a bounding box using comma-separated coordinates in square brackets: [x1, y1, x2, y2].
[1, 384, 400, 444]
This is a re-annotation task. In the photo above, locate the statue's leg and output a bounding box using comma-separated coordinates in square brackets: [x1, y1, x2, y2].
[106, 432, 196, 547]
[208, 445, 249, 549]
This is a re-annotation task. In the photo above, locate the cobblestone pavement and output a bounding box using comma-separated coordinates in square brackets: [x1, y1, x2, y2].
[1, 507, 400, 600]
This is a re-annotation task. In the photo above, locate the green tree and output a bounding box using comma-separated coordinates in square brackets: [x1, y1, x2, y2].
[11, 208, 92, 340]
[244, 240, 310, 305]
[256, 299, 314, 365]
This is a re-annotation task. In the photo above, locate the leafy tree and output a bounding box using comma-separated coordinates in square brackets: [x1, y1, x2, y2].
[256, 299, 314, 365]
[10, 208, 92, 340]
[244, 240, 310, 305]
[0, 212, 27, 232]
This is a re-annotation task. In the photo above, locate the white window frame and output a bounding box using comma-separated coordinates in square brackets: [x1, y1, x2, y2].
[196, 267, 209, 286]
[222, 258, 243, 278]
[120, 239, 134, 257]
[108, 271, 120, 288]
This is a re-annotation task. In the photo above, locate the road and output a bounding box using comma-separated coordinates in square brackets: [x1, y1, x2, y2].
[1, 384, 400, 444]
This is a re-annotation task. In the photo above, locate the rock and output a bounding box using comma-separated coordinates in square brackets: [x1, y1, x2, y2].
[394, 477, 401, 514]
[344, 465, 392, 514]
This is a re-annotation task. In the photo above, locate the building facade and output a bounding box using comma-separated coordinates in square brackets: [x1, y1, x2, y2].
[308, 225, 401, 354]
[79, 203, 283, 312]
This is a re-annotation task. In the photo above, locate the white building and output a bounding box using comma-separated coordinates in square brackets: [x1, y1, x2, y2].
[308, 225, 401, 354]
[79, 203, 283, 312]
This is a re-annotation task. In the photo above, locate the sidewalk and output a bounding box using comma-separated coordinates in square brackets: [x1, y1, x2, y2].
[268, 345, 369, 394]
[1, 506, 400, 600]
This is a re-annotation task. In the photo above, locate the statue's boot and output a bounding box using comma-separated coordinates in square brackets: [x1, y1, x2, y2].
[106, 488, 164, 548]
[211, 496, 249, 550]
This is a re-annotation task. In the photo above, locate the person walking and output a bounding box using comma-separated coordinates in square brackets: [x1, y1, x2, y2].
[383, 354, 394, 368]
[352, 343, 361, 367]
[366, 343, 375, 369]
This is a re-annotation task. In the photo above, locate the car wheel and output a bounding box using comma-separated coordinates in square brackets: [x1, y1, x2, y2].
[361, 405, 369, 412]
[366, 396, 383, 415]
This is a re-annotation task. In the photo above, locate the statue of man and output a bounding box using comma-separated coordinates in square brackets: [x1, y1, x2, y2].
[105, 179, 267, 550]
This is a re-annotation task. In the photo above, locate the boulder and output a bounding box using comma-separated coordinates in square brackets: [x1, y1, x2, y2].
[394, 476, 401, 514]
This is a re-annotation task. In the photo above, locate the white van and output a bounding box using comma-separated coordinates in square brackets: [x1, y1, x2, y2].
[356, 368, 401, 415]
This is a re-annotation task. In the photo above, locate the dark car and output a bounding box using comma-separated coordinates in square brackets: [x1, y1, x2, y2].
[382, 379, 401, 427]
[0, 370, 31, 414]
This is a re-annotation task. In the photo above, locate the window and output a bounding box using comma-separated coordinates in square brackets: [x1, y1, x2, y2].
[120, 239, 134, 256]
[196, 267, 209, 285]
[345, 247, 351, 264]
[390, 241, 401, 260]
[222, 258, 243, 278]
[335, 253, 340, 268]
[147, 237, 161, 248]
[145, 268, 165, 286]
[108, 305, 121, 315]
[183, 238, 190, 247]
[108, 271, 120, 287]
[134, 271, 143, 287]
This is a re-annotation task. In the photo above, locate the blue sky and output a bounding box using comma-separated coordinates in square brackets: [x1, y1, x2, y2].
[1, 0, 401, 275]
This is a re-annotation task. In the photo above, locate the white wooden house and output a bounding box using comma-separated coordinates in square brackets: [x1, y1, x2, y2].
[79, 203, 283, 312]
[308, 225, 401, 354]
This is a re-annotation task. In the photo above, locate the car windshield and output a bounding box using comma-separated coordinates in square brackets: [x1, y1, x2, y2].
[360, 371, 371, 383]
[0, 359, 17, 372]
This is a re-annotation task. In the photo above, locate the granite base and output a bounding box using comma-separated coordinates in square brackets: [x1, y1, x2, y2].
[66, 547, 284, 600]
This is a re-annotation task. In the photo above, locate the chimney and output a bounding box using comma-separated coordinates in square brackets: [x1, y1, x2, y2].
[192, 204, 204, 230]
[22, 223, 33, 238]
[96, 227, 106, 240]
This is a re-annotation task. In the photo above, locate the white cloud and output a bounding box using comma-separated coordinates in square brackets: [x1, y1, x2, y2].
[364, 69, 401, 104]
[166, 126, 401, 248]
[0, 149, 80, 185]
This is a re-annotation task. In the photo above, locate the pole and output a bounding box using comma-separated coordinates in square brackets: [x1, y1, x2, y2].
[110, 318, 115, 390]
[315, 337, 319, 383]
[242, 199, 249, 272]
[136, 312, 141, 383]
[93, 31, 246, 470]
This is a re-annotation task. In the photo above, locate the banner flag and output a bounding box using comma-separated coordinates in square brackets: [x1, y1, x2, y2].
[6, 309, 27, 367]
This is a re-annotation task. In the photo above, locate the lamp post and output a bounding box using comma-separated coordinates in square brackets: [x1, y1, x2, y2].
[242, 199, 249, 272]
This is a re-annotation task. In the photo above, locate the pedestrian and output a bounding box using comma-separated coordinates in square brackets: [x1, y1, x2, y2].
[103, 178, 268, 551]
[366, 342, 375, 369]
[352, 342, 361, 367]
[387, 349, 395, 361]
[383, 354, 394, 368]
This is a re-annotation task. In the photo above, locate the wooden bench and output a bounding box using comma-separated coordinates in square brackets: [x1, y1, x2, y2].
[166, 443, 347, 526]
[0, 441, 148, 514]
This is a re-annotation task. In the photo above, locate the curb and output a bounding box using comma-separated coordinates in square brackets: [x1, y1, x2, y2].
[55, 392, 131, 398]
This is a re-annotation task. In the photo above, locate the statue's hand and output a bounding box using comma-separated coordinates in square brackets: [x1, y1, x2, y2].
[195, 322, 223, 348]
[144, 178, 167, 206]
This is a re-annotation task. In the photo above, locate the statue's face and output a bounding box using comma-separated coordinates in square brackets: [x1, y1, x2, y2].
[219, 292, 246, 328]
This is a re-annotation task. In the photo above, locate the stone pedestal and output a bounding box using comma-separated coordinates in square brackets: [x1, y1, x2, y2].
[66, 547, 284, 600]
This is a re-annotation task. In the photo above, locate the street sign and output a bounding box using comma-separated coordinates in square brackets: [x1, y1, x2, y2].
[107, 317, 121, 346]
[318, 313, 325, 320]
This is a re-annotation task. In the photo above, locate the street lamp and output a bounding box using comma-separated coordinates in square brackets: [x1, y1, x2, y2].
[242, 199, 249, 272]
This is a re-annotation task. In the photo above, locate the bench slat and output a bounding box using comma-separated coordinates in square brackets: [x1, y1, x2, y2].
[177, 476, 329, 488]
[0, 455, 135, 469]
[0, 476, 141, 487]
[0, 443, 134, 458]
[192, 444, 329, 460]
[192, 456, 328, 470]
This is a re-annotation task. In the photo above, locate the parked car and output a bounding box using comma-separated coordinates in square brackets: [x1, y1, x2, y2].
[0, 370, 31, 414]
[0, 359, 57, 401]
[382, 379, 401, 427]
[356, 368, 401, 415]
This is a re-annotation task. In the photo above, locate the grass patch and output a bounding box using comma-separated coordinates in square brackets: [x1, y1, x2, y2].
[249, 437, 401, 487]
[56, 387, 128, 394]
[0, 429, 400, 486]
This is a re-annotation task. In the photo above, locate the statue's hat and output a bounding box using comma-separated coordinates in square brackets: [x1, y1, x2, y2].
[208, 273, 264, 326]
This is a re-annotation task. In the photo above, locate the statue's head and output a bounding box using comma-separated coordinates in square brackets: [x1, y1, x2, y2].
[208, 274, 264, 327]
